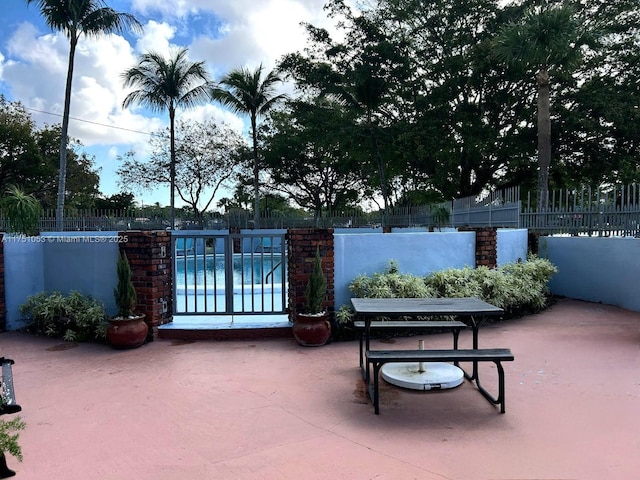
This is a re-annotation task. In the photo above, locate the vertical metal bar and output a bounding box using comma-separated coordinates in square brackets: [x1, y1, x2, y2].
[182, 236, 188, 313]
[212, 237, 219, 312]
[225, 233, 234, 314]
[269, 238, 275, 313]
[202, 236, 208, 313]
[251, 237, 257, 312]
[171, 235, 177, 315]
[190, 236, 197, 313]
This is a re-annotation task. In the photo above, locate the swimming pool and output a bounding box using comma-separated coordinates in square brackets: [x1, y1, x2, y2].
[174, 253, 287, 314]
[175, 254, 285, 287]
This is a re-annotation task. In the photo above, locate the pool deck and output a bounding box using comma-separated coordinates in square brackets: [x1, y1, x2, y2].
[1, 297, 640, 479]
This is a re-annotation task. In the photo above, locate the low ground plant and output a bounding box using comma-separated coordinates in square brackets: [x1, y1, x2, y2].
[20, 291, 108, 342]
[0, 416, 26, 462]
[335, 256, 558, 338]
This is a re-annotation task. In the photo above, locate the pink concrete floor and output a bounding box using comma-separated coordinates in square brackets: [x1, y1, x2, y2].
[1, 297, 640, 480]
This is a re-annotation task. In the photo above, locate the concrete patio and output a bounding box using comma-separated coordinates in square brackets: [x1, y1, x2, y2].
[1, 297, 639, 479]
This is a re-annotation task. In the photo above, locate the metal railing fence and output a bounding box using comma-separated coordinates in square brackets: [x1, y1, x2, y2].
[1, 184, 638, 237]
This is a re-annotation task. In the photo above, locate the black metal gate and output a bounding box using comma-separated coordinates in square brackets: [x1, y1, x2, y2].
[172, 231, 287, 315]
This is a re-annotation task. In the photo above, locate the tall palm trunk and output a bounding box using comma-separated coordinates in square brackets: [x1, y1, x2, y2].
[536, 68, 551, 211]
[169, 105, 176, 230]
[56, 36, 78, 231]
[251, 114, 260, 229]
[371, 128, 389, 226]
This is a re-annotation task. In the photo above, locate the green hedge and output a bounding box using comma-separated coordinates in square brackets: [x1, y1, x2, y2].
[335, 256, 558, 338]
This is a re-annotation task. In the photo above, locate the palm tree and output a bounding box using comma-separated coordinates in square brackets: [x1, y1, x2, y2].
[121, 48, 212, 230]
[210, 65, 286, 228]
[25, 0, 141, 231]
[495, 3, 586, 210]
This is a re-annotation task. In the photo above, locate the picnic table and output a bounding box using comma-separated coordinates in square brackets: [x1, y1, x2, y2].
[351, 297, 514, 414]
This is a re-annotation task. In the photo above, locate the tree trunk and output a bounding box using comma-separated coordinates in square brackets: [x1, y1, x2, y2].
[251, 114, 260, 229]
[536, 69, 551, 211]
[169, 106, 176, 230]
[56, 36, 78, 231]
[370, 121, 389, 226]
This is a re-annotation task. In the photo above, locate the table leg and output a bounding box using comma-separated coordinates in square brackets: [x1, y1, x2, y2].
[455, 316, 480, 381]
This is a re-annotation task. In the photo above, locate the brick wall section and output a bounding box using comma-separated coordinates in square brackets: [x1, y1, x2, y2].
[286, 228, 334, 321]
[459, 226, 498, 268]
[121, 231, 173, 339]
[0, 234, 5, 331]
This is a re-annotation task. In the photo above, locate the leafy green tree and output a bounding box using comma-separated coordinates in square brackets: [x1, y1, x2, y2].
[25, 0, 141, 230]
[1, 96, 100, 210]
[121, 48, 212, 229]
[0, 96, 46, 194]
[94, 192, 136, 211]
[280, 2, 409, 221]
[369, 0, 536, 200]
[495, 2, 588, 209]
[29, 126, 101, 210]
[210, 64, 286, 228]
[551, 0, 640, 188]
[117, 119, 244, 224]
[260, 98, 363, 218]
[267, 0, 638, 210]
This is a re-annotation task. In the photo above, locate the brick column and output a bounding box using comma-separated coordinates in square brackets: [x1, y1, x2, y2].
[0, 234, 5, 332]
[121, 231, 173, 339]
[459, 226, 497, 268]
[286, 228, 334, 321]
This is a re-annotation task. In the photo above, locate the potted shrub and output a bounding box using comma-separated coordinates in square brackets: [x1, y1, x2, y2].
[107, 252, 148, 349]
[292, 247, 331, 346]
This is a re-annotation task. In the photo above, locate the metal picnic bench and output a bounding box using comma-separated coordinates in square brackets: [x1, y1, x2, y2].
[351, 297, 515, 415]
[0, 358, 21, 416]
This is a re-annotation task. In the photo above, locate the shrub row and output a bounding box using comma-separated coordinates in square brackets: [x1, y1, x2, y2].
[335, 256, 558, 338]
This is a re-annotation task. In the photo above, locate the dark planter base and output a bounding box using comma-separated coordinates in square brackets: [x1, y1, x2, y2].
[292, 313, 331, 346]
[107, 315, 148, 349]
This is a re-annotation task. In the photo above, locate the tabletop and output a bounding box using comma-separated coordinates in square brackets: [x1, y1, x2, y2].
[350, 297, 504, 317]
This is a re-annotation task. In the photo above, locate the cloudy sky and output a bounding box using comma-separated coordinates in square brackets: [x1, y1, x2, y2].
[0, 0, 347, 208]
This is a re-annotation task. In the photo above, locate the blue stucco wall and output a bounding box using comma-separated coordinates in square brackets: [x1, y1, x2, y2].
[497, 228, 528, 266]
[3, 232, 120, 330]
[4, 237, 45, 330]
[540, 236, 640, 312]
[334, 231, 476, 309]
[41, 233, 119, 315]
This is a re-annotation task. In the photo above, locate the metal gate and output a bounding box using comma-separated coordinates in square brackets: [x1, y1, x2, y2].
[172, 231, 287, 315]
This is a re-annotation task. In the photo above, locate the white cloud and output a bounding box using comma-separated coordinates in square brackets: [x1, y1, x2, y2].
[133, 20, 177, 55]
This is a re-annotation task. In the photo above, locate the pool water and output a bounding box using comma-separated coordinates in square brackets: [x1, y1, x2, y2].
[175, 254, 285, 287]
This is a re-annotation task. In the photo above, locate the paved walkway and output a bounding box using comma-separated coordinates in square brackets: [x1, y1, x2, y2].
[1, 298, 639, 479]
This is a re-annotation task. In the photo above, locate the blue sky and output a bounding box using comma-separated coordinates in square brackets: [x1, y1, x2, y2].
[0, 0, 342, 209]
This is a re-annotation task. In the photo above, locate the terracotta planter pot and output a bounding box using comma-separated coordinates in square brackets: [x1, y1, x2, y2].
[292, 312, 331, 346]
[107, 315, 148, 349]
